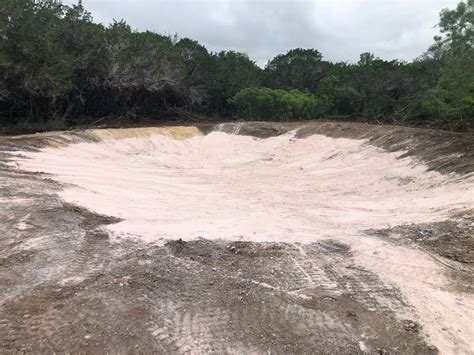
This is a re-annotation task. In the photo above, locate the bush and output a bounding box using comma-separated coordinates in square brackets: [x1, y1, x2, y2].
[229, 87, 330, 120]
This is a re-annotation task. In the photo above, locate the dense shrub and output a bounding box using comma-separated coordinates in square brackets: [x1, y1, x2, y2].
[229, 87, 330, 120]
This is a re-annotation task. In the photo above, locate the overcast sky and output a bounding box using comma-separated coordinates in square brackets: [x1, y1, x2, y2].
[65, 0, 459, 66]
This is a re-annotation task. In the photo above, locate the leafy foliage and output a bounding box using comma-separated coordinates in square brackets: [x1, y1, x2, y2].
[264, 49, 330, 92]
[0, 0, 472, 129]
[230, 87, 329, 120]
[422, 0, 474, 123]
[206, 51, 262, 115]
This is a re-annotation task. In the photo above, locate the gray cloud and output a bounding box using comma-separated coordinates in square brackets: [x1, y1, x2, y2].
[67, 0, 459, 66]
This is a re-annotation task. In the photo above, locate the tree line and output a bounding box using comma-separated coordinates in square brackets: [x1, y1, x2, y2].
[0, 0, 472, 131]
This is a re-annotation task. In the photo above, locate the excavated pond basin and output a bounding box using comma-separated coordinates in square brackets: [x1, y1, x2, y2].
[13, 126, 472, 243]
[1, 122, 473, 354]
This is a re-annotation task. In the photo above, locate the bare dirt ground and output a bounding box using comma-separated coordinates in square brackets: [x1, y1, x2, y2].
[0, 120, 473, 354]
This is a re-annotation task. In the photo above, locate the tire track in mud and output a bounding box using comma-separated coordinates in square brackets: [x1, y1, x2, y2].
[157, 239, 434, 354]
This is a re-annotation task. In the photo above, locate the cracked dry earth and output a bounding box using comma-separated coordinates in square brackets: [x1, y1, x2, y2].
[0, 121, 473, 354]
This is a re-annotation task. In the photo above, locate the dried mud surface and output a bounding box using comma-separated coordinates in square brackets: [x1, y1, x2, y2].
[1, 121, 473, 354]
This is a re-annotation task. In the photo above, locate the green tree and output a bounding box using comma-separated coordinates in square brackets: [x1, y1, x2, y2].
[1, 0, 76, 120]
[316, 75, 361, 115]
[434, 0, 473, 55]
[0, 0, 107, 122]
[206, 51, 262, 114]
[264, 48, 331, 92]
[423, 0, 474, 124]
[176, 38, 214, 111]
